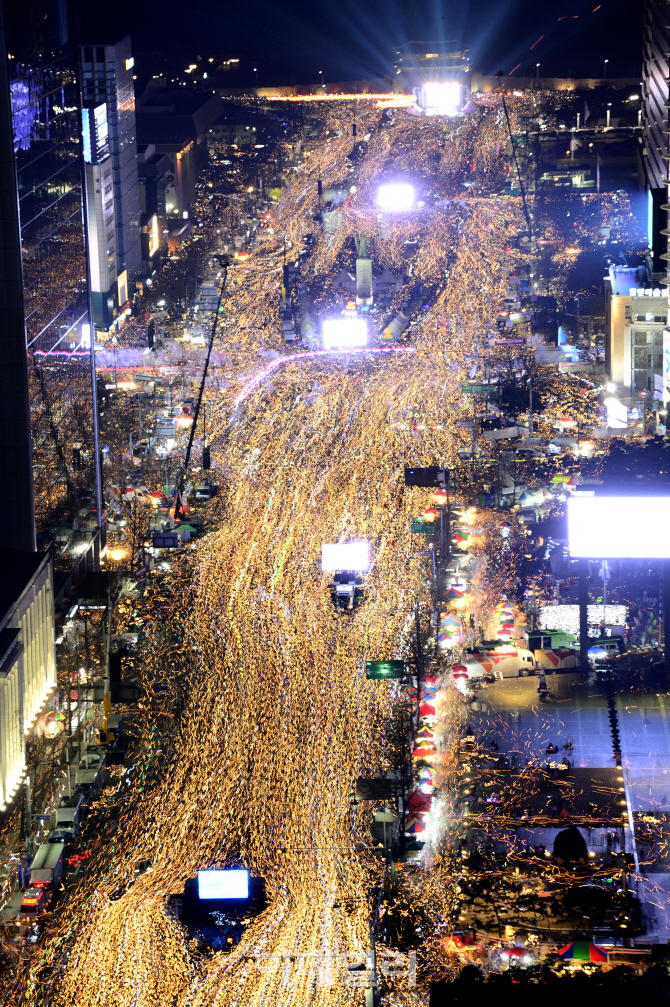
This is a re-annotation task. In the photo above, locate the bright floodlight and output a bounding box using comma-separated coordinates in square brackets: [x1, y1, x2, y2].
[322, 317, 367, 350]
[423, 82, 461, 114]
[321, 540, 369, 572]
[377, 183, 415, 211]
[198, 869, 249, 899]
[568, 496, 670, 558]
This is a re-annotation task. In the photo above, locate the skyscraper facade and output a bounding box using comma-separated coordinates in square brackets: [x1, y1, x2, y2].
[80, 37, 141, 291]
[642, 0, 669, 192]
[642, 0, 669, 277]
[0, 0, 101, 566]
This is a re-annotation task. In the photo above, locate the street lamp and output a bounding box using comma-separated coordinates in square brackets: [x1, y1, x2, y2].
[253, 67, 258, 89]
[603, 58, 608, 79]
[319, 70, 324, 91]
[536, 63, 540, 80]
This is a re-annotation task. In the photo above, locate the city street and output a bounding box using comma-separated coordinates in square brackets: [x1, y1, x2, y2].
[3, 70, 670, 1006]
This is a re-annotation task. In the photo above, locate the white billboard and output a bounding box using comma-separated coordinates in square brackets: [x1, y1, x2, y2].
[568, 495, 670, 557]
[198, 869, 249, 899]
[321, 540, 369, 571]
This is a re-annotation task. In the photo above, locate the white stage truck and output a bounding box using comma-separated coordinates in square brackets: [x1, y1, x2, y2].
[533, 647, 578, 672]
[451, 644, 537, 682]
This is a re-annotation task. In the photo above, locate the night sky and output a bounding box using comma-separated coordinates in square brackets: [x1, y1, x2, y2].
[78, 0, 642, 85]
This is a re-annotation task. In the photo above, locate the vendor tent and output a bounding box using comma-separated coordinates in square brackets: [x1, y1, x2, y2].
[557, 942, 607, 963]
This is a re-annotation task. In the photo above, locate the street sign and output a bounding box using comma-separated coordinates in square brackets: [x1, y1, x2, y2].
[493, 339, 525, 347]
[356, 778, 402, 800]
[365, 660, 405, 680]
[462, 383, 494, 394]
[31, 814, 52, 822]
[411, 519, 435, 534]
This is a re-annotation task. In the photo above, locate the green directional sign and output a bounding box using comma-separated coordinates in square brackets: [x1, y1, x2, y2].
[366, 660, 405, 680]
[411, 519, 435, 534]
[462, 383, 494, 395]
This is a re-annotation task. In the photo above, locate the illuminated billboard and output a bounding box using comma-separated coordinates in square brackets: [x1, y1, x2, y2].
[321, 540, 369, 571]
[148, 214, 159, 257]
[197, 869, 249, 899]
[81, 103, 109, 164]
[322, 317, 367, 349]
[539, 604, 626, 637]
[568, 495, 670, 558]
[117, 270, 128, 308]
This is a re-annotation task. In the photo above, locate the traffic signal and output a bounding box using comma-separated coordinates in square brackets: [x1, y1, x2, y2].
[202, 445, 211, 470]
[404, 466, 446, 488]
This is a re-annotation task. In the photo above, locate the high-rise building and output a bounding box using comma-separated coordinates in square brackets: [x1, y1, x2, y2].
[81, 98, 118, 328]
[80, 37, 141, 294]
[0, 0, 102, 565]
[641, 0, 668, 192]
[641, 0, 669, 278]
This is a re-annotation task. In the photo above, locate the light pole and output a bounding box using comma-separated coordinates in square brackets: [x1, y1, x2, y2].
[319, 70, 324, 92]
[254, 67, 258, 89]
[603, 58, 608, 80]
[536, 63, 540, 84]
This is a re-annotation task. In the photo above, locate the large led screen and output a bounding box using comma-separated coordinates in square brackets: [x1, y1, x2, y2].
[322, 318, 367, 349]
[321, 540, 369, 571]
[568, 496, 670, 558]
[197, 869, 249, 899]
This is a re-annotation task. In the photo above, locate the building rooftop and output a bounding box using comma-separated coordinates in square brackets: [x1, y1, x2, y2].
[608, 264, 647, 296]
[0, 551, 48, 625]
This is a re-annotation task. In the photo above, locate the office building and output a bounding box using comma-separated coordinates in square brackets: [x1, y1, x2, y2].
[0, 551, 57, 811]
[0, 0, 102, 565]
[641, 0, 669, 279]
[81, 100, 118, 329]
[80, 37, 141, 290]
[135, 81, 223, 264]
[605, 265, 666, 397]
[641, 0, 669, 192]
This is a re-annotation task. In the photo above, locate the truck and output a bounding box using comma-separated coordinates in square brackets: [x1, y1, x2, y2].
[533, 647, 578, 672]
[54, 789, 87, 837]
[55, 808, 80, 837]
[76, 764, 107, 793]
[29, 841, 65, 889]
[18, 886, 52, 922]
[24, 841, 65, 910]
[452, 645, 537, 682]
